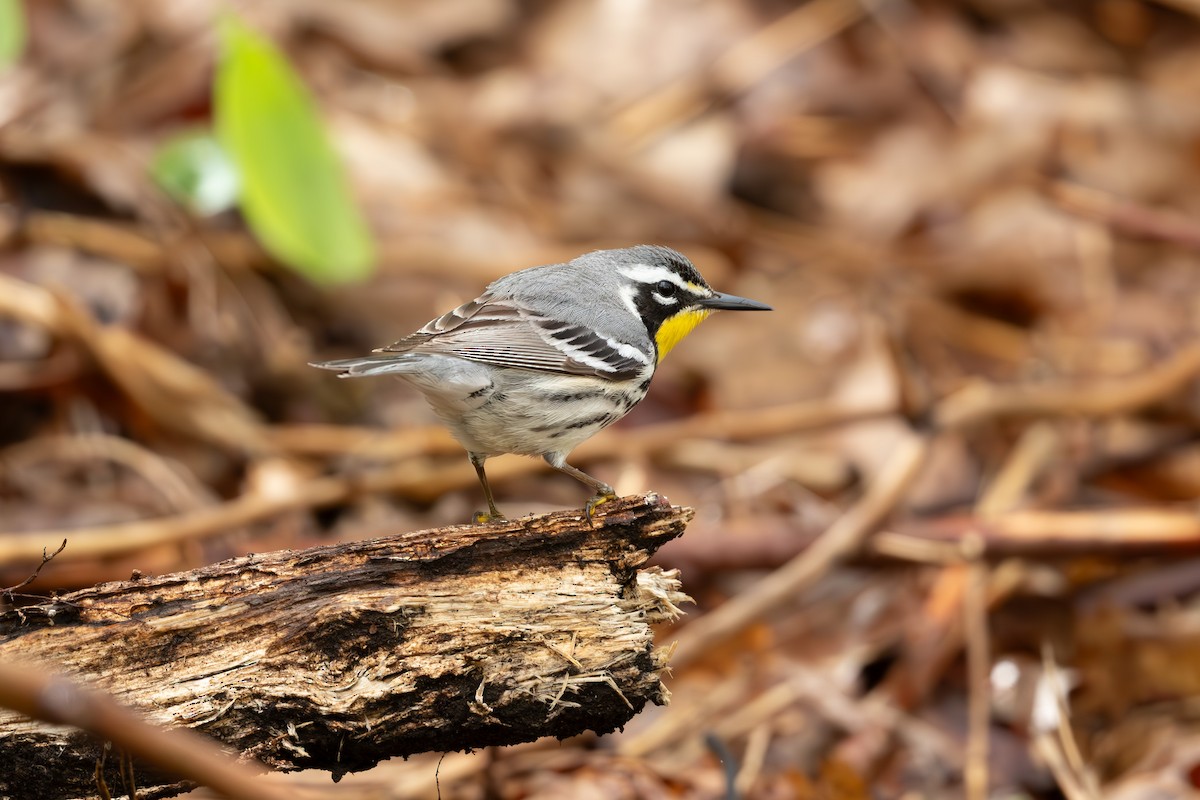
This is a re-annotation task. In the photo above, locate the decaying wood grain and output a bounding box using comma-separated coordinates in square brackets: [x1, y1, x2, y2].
[0, 493, 693, 800]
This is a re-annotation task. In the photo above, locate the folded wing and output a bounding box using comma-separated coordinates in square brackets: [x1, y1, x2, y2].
[378, 294, 651, 381]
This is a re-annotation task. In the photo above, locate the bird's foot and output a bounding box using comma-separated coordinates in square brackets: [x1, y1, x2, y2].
[584, 491, 618, 525]
[472, 509, 507, 524]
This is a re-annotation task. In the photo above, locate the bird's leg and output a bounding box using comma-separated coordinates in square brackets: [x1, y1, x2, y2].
[469, 452, 505, 523]
[544, 454, 617, 524]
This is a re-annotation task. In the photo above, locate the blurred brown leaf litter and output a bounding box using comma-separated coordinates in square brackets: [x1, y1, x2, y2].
[5, 0, 1200, 796]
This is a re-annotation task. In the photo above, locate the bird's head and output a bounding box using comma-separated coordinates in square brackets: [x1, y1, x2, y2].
[612, 246, 772, 361]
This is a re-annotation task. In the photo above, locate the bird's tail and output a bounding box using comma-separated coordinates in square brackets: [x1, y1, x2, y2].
[308, 353, 417, 378]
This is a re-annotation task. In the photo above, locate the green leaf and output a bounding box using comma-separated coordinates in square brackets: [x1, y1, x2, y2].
[151, 130, 240, 217]
[0, 0, 27, 69]
[214, 16, 375, 283]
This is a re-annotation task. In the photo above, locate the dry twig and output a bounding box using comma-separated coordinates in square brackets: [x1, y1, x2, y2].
[670, 434, 929, 668]
[0, 664, 291, 800]
[934, 343, 1200, 430]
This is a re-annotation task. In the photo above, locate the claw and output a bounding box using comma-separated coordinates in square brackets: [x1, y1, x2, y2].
[472, 510, 507, 524]
[584, 492, 617, 525]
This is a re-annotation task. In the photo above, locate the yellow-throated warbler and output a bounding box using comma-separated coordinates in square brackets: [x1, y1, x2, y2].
[312, 246, 771, 521]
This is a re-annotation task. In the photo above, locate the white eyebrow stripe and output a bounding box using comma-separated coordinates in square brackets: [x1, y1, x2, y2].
[618, 263, 690, 290]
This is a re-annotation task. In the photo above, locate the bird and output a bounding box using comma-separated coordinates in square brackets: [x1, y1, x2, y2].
[311, 245, 771, 522]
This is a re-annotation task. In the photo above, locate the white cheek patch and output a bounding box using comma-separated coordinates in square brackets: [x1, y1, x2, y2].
[618, 283, 640, 316]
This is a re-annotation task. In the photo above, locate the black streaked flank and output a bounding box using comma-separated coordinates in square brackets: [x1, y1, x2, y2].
[563, 411, 617, 430]
[532, 411, 618, 434]
[544, 389, 607, 403]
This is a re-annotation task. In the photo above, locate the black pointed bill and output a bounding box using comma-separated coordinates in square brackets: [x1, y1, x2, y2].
[700, 291, 772, 311]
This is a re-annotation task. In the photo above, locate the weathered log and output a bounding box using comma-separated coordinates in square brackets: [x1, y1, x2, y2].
[0, 493, 693, 800]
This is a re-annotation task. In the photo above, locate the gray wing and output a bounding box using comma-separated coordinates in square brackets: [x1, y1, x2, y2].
[377, 293, 651, 381]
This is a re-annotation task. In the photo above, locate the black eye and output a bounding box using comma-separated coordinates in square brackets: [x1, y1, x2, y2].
[656, 280, 678, 296]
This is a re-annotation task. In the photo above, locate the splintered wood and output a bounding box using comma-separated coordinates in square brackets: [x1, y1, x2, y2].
[0, 494, 693, 800]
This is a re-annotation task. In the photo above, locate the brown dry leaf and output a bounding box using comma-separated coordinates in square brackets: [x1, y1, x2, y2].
[0, 271, 269, 455]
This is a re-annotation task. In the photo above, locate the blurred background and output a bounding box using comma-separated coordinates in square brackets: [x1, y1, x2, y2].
[5, 0, 1200, 796]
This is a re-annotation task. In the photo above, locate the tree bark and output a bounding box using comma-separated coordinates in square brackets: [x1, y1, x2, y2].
[0, 493, 693, 800]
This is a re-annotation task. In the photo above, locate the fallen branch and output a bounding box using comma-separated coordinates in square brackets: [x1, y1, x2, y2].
[0, 494, 692, 800]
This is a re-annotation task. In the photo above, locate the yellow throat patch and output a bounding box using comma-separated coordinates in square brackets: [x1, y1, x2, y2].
[655, 309, 712, 362]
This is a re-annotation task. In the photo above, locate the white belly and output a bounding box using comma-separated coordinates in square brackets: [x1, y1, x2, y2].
[402, 363, 649, 457]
